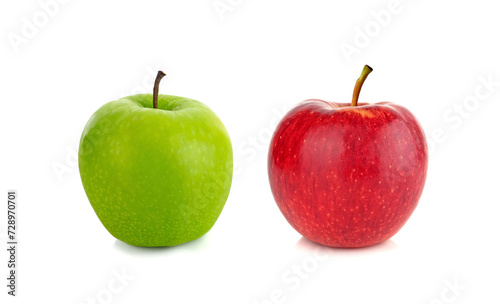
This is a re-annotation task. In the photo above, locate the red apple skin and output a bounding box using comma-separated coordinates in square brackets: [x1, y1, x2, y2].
[268, 100, 428, 248]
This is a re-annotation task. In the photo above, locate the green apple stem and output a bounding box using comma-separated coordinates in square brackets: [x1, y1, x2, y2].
[351, 65, 373, 107]
[153, 71, 166, 109]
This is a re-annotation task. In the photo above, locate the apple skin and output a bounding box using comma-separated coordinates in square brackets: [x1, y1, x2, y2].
[79, 94, 232, 247]
[268, 100, 428, 248]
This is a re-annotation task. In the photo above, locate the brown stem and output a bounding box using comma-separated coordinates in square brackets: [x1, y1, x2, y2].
[153, 71, 166, 109]
[351, 65, 373, 107]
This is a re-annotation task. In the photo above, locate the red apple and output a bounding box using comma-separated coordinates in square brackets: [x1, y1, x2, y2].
[268, 65, 428, 248]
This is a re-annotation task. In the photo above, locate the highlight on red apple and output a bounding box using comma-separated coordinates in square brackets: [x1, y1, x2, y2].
[268, 65, 428, 248]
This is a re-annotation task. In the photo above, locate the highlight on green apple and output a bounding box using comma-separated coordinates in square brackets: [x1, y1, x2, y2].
[78, 71, 233, 247]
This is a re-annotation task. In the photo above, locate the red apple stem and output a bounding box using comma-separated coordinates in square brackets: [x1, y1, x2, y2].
[351, 65, 373, 107]
[153, 71, 166, 109]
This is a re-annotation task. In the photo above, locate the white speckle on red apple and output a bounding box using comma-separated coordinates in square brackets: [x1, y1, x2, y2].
[268, 99, 428, 248]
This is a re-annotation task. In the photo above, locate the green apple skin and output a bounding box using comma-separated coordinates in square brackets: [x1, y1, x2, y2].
[78, 94, 233, 247]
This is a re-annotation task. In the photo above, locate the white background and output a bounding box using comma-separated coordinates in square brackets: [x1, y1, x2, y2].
[1, 0, 499, 303]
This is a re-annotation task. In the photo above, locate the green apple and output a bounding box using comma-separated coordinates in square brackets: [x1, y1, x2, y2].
[78, 71, 233, 247]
